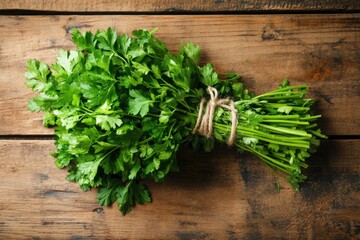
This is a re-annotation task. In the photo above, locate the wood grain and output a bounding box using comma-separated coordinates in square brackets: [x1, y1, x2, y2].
[1, 0, 360, 12]
[0, 15, 359, 136]
[0, 139, 359, 239]
[1, 2, 359, 239]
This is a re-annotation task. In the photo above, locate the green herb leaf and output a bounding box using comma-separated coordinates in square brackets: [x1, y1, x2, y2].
[128, 90, 153, 117]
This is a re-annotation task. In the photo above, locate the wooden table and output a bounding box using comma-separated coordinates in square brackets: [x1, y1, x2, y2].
[1, 1, 359, 239]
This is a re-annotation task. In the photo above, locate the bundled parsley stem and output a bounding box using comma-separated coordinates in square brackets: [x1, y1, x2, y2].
[25, 28, 326, 215]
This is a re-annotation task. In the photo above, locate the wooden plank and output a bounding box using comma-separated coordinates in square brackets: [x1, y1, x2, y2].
[0, 139, 359, 239]
[0, 15, 359, 135]
[1, 0, 360, 12]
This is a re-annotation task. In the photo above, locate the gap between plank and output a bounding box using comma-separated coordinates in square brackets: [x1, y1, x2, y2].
[1, 9, 360, 16]
[0, 135, 358, 141]
[0, 135, 54, 140]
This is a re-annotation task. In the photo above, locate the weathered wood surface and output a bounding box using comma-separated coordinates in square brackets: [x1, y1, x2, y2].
[1, 15, 359, 135]
[1, 0, 360, 12]
[1, 5, 360, 240]
[0, 139, 359, 239]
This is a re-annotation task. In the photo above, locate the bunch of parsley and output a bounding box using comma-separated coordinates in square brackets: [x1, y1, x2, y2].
[25, 28, 326, 215]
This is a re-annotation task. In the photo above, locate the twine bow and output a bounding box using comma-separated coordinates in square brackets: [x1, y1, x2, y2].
[192, 86, 238, 146]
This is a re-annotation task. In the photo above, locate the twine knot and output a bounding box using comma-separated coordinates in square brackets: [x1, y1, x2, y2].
[192, 86, 238, 146]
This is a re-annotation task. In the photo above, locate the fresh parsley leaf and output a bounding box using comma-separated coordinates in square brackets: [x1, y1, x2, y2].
[199, 63, 219, 86]
[128, 90, 153, 117]
[97, 186, 118, 206]
[95, 115, 123, 131]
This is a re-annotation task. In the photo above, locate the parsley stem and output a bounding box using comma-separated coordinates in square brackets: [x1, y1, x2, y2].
[80, 106, 93, 113]
[304, 123, 318, 129]
[263, 103, 310, 111]
[174, 107, 197, 116]
[258, 124, 310, 137]
[260, 119, 309, 125]
[235, 143, 294, 174]
[262, 115, 300, 119]
[99, 146, 121, 162]
[257, 94, 305, 100]
[213, 123, 310, 148]
[138, 136, 154, 145]
[112, 51, 128, 64]
[307, 129, 328, 139]
[253, 91, 305, 100]
[271, 85, 307, 92]
[300, 115, 322, 121]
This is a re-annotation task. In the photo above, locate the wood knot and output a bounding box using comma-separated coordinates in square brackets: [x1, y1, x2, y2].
[262, 23, 283, 41]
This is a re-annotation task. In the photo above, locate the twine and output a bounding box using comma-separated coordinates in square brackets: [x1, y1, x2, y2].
[192, 86, 238, 146]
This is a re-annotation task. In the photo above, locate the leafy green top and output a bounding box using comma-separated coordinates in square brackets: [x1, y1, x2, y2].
[25, 28, 326, 215]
